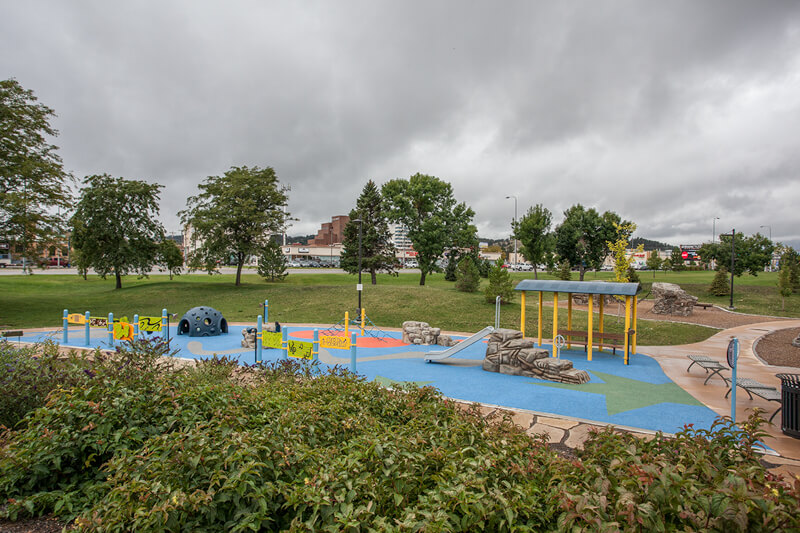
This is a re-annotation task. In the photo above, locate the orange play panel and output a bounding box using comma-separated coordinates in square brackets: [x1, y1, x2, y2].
[291, 329, 408, 348]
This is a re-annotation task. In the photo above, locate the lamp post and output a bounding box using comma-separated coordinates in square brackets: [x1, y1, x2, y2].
[760, 225, 771, 241]
[505, 195, 517, 265]
[720, 230, 736, 309]
[352, 218, 363, 314]
[712, 217, 720, 243]
[328, 226, 333, 266]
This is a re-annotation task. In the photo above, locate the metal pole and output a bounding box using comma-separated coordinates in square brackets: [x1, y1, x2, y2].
[62, 309, 68, 344]
[350, 332, 358, 373]
[84, 311, 91, 346]
[760, 225, 771, 241]
[712, 217, 719, 243]
[729, 228, 735, 309]
[108, 312, 114, 346]
[357, 219, 363, 314]
[506, 195, 517, 264]
[256, 314, 263, 363]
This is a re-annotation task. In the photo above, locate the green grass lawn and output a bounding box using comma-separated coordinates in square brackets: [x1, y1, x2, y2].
[0, 269, 796, 346]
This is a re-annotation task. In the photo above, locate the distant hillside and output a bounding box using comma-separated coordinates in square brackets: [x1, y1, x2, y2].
[630, 237, 674, 251]
[286, 234, 315, 245]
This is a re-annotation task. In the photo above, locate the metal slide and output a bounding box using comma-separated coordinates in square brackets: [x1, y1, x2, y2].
[424, 326, 494, 363]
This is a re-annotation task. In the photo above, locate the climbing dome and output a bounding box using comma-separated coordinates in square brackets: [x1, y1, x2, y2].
[177, 306, 228, 337]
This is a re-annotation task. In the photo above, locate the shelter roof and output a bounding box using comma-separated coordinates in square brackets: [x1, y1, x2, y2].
[514, 279, 641, 296]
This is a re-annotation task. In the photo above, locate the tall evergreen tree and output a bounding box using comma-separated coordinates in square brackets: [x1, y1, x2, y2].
[778, 265, 792, 311]
[340, 180, 398, 285]
[670, 247, 685, 271]
[1, 79, 72, 270]
[257, 239, 288, 282]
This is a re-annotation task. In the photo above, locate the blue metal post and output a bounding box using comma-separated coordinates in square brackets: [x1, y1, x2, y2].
[731, 337, 739, 422]
[162, 308, 167, 342]
[282, 328, 288, 360]
[264, 299, 269, 323]
[84, 311, 91, 346]
[313, 328, 319, 362]
[350, 332, 358, 373]
[133, 314, 139, 342]
[62, 309, 68, 344]
[256, 314, 263, 364]
[107, 312, 114, 346]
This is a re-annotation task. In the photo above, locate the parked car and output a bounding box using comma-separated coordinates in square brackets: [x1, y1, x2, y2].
[47, 257, 69, 267]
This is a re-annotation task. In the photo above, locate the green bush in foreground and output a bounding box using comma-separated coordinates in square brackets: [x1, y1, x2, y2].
[0, 342, 798, 531]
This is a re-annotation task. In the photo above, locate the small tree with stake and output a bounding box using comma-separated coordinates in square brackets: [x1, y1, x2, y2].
[778, 265, 792, 311]
[484, 258, 514, 304]
[455, 256, 480, 293]
[257, 239, 288, 282]
[709, 266, 730, 296]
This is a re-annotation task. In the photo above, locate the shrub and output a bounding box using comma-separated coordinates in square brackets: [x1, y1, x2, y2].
[484, 258, 515, 303]
[709, 266, 730, 296]
[0, 340, 92, 429]
[256, 240, 288, 281]
[1, 350, 799, 531]
[558, 259, 572, 280]
[455, 256, 480, 292]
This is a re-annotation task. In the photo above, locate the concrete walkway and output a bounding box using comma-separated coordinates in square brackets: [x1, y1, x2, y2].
[640, 319, 800, 476]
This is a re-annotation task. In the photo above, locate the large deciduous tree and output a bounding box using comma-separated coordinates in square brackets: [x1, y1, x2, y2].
[70, 175, 164, 289]
[181, 166, 290, 286]
[512, 204, 552, 279]
[1, 79, 72, 270]
[340, 180, 398, 285]
[698, 232, 775, 277]
[382, 173, 477, 286]
[554, 204, 625, 281]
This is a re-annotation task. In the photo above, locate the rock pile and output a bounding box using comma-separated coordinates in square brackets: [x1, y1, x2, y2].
[652, 282, 697, 316]
[793, 333, 800, 348]
[402, 321, 456, 347]
[482, 329, 590, 384]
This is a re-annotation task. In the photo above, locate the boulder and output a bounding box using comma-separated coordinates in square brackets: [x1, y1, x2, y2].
[793, 333, 800, 348]
[482, 329, 591, 384]
[652, 282, 698, 316]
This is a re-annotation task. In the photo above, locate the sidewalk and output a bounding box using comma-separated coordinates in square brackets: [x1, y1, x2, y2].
[641, 319, 800, 477]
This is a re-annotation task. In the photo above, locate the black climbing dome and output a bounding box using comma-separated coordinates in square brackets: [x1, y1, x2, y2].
[177, 306, 228, 337]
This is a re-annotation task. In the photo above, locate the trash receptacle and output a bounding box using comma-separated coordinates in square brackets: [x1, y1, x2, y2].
[777, 373, 800, 438]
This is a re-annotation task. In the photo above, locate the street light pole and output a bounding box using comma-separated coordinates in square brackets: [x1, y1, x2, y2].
[760, 225, 771, 241]
[329, 226, 333, 266]
[352, 218, 363, 314]
[730, 228, 735, 309]
[506, 195, 517, 264]
[712, 217, 719, 243]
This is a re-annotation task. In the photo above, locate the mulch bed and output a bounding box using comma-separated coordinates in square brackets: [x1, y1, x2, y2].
[754, 327, 800, 368]
[0, 515, 72, 532]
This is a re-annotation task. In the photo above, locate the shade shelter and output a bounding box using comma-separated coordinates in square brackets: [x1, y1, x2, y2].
[514, 280, 641, 364]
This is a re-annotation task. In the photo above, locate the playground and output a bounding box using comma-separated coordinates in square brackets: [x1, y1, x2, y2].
[16, 304, 720, 436]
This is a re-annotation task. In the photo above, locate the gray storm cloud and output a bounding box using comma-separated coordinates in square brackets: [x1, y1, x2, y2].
[2, 0, 799, 247]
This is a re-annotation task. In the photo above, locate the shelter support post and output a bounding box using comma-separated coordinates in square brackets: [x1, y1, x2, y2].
[520, 291, 526, 337]
[587, 296, 593, 361]
[537, 292, 543, 347]
[567, 293, 572, 349]
[624, 296, 631, 365]
[632, 296, 638, 354]
[552, 292, 558, 357]
[598, 297, 604, 352]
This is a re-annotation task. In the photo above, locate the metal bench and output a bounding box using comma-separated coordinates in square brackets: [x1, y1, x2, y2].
[695, 360, 728, 385]
[695, 302, 714, 310]
[686, 354, 716, 372]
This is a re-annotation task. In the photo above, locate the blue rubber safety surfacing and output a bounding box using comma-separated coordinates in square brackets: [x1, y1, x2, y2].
[19, 325, 720, 434]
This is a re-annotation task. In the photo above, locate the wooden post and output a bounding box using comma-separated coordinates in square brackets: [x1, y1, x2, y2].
[624, 296, 631, 365]
[598, 297, 605, 352]
[632, 296, 638, 354]
[567, 293, 573, 349]
[537, 292, 543, 347]
[587, 296, 593, 362]
[552, 292, 559, 357]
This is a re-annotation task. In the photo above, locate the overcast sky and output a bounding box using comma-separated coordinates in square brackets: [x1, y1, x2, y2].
[2, 1, 799, 247]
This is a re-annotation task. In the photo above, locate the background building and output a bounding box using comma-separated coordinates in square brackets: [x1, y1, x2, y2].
[309, 215, 349, 246]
